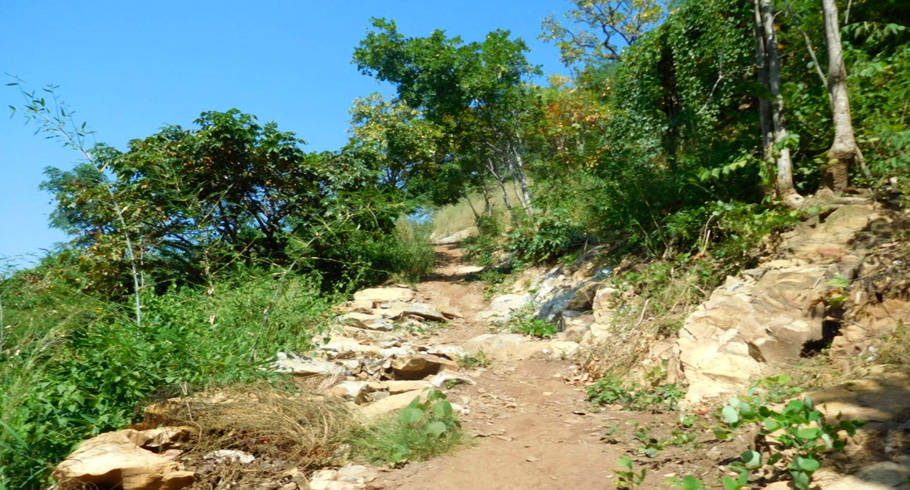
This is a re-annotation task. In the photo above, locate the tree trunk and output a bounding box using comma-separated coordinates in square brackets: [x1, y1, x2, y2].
[510, 138, 534, 213]
[757, 0, 803, 207]
[753, 1, 773, 182]
[486, 158, 514, 215]
[822, 0, 863, 190]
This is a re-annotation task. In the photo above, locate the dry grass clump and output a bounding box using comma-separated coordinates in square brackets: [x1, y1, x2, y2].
[149, 383, 356, 476]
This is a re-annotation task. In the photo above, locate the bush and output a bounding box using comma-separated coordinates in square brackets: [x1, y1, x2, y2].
[506, 208, 587, 263]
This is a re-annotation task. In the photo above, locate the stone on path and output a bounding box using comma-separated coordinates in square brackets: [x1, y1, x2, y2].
[359, 390, 428, 419]
[309, 463, 378, 490]
[390, 354, 456, 380]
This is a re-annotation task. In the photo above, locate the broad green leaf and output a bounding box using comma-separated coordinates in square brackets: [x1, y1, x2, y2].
[722, 405, 740, 425]
[425, 421, 447, 437]
[741, 450, 762, 469]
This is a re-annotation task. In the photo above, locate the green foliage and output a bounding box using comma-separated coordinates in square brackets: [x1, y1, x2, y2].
[586, 375, 684, 412]
[0, 265, 334, 487]
[713, 390, 864, 490]
[458, 351, 491, 369]
[614, 454, 648, 489]
[505, 208, 587, 263]
[350, 389, 462, 464]
[508, 314, 558, 339]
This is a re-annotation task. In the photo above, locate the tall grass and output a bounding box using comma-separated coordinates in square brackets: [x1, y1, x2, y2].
[0, 265, 336, 488]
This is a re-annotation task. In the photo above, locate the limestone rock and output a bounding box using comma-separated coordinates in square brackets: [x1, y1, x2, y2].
[54, 429, 195, 490]
[479, 294, 533, 321]
[359, 390, 428, 419]
[309, 463, 377, 490]
[353, 287, 414, 303]
[329, 381, 370, 402]
[385, 302, 448, 322]
[430, 370, 475, 388]
[272, 352, 348, 377]
[390, 354, 456, 380]
[338, 312, 395, 331]
[678, 204, 876, 404]
[592, 287, 620, 324]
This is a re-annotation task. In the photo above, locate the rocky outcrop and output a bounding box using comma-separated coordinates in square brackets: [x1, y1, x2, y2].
[678, 204, 878, 403]
[54, 428, 195, 489]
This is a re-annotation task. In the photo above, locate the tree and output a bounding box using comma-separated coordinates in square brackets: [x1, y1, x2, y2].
[353, 19, 540, 213]
[541, 0, 665, 69]
[754, 0, 804, 207]
[821, 0, 864, 190]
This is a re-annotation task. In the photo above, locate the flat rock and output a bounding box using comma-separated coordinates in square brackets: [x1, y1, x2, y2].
[366, 380, 431, 394]
[385, 302, 448, 322]
[318, 336, 382, 359]
[479, 294, 533, 321]
[390, 354, 456, 380]
[272, 353, 348, 377]
[54, 429, 195, 490]
[353, 287, 415, 303]
[329, 381, 370, 403]
[359, 390, 428, 419]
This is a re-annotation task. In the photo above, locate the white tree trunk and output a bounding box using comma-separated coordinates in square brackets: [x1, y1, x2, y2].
[822, 0, 863, 190]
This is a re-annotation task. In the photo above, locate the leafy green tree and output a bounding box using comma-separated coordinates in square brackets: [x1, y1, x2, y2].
[353, 18, 541, 212]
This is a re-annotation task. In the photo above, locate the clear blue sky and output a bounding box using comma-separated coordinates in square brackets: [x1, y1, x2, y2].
[0, 0, 570, 266]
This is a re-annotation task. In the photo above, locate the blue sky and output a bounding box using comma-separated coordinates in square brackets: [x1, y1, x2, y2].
[0, 0, 570, 266]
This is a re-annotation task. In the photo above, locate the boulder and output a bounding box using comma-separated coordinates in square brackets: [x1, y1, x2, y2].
[353, 287, 414, 303]
[54, 429, 195, 490]
[329, 381, 370, 403]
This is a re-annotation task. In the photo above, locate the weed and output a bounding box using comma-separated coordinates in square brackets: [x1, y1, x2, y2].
[586, 376, 685, 411]
[350, 389, 462, 464]
[458, 351, 491, 369]
[614, 454, 647, 489]
[714, 393, 864, 489]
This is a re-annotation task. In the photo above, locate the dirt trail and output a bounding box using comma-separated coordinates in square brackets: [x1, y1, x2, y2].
[373, 244, 622, 489]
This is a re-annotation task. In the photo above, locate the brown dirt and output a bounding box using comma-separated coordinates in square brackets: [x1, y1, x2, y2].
[371, 244, 744, 489]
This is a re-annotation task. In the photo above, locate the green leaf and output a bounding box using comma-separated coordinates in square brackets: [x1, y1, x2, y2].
[797, 427, 821, 440]
[741, 450, 762, 470]
[425, 421, 447, 437]
[795, 456, 820, 472]
[722, 405, 740, 425]
[399, 406, 424, 425]
[432, 400, 454, 419]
